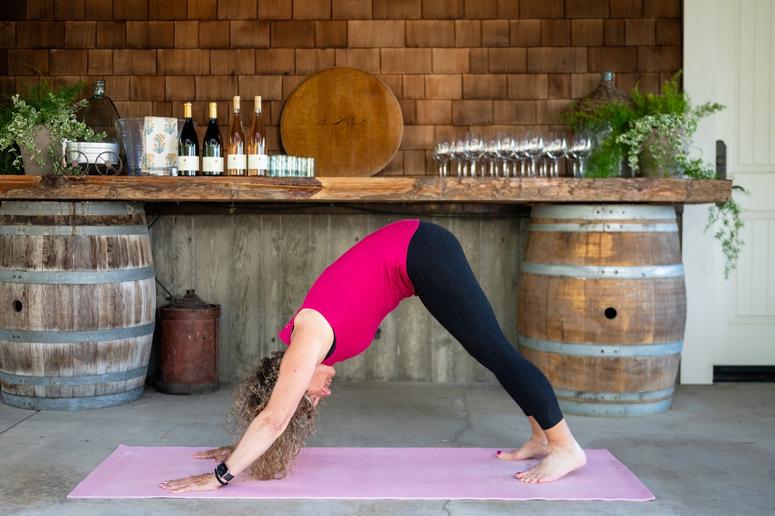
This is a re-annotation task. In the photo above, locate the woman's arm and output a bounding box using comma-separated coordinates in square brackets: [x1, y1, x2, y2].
[223, 327, 322, 475]
[161, 312, 331, 493]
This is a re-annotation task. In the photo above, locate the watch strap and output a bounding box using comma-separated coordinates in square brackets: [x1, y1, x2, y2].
[214, 462, 233, 485]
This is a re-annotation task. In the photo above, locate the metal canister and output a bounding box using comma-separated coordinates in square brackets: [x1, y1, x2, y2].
[157, 290, 220, 395]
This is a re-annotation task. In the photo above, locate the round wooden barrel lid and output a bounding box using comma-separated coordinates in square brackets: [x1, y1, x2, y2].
[280, 68, 403, 177]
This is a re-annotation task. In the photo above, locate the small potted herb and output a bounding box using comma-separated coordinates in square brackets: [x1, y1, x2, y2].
[0, 80, 104, 175]
[564, 72, 744, 278]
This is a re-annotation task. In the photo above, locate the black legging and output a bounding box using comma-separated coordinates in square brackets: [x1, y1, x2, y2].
[406, 220, 564, 430]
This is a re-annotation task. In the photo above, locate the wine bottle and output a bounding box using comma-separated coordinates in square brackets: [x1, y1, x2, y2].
[177, 102, 199, 176]
[227, 96, 246, 176]
[202, 102, 223, 176]
[247, 95, 268, 177]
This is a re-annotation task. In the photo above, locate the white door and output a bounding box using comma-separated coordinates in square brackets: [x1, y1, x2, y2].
[682, 0, 775, 383]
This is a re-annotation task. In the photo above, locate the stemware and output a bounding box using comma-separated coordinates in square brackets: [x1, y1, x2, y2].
[493, 135, 508, 177]
[523, 132, 544, 177]
[433, 140, 451, 177]
[543, 133, 568, 178]
[568, 135, 592, 177]
[431, 130, 582, 180]
[511, 133, 529, 177]
[463, 134, 485, 177]
[452, 136, 468, 177]
[485, 137, 501, 177]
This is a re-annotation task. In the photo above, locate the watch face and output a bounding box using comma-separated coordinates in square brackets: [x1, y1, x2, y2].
[216, 462, 233, 481]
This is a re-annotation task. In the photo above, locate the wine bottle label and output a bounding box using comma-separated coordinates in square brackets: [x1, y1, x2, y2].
[248, 154, 269, 170]
[177, 155, 199, 171]
[227, 154, 247, 169]
[202, 156, 224, 173]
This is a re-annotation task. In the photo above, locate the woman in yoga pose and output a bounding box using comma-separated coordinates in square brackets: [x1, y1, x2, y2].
[161, 219, 586, 493]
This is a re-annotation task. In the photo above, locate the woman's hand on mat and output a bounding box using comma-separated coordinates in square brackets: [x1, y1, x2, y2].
[160, 473, 222, 493]
[193, 446, 234, 462]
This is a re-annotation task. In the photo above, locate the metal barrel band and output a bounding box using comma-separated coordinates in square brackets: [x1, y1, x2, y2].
[0, 225, 149, 236]
[531, 204, 677, 220]
[527, 222, 678, 233]
[0, 366, 148, 386]
[518, 335, 684, 357]
[0, 322, 155, 343]
[557, 397, 674, 417]
[0, 387, 145, 411]
[0, 201, 143, 217]
[521, 261, 685, 279]
[0, 266, 155, 284]
[553, 386, 675, 402]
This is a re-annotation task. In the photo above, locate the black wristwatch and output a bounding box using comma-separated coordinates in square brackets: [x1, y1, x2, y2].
[214, 461, 234, 486]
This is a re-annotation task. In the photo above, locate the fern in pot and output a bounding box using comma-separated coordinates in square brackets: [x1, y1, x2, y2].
[565, 72, 744, 278]
[0, 81, 103, 175]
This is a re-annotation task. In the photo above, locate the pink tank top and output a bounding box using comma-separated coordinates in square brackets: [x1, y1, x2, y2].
[277, 218, 421, 365]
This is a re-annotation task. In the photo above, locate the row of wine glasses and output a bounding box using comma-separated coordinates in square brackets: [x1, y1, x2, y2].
[432, 133, 593, 178]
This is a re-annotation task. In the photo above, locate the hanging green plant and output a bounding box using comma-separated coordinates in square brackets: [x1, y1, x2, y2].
[564, 71, 743, 278]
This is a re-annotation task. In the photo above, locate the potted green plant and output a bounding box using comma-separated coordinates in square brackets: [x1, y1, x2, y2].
[0, 99, 23, 175]
[0, 80, 103, 175]
[564, 72, 744, 278]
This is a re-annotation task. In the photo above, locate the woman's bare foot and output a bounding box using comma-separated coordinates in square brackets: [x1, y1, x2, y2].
[496, 416, 550, 460]
[497, 436, 549, 461]
[515, 440, 587, 483]
[499, 416, 587, 483]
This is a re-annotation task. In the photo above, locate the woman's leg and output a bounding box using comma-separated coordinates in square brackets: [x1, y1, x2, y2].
[406, 220, 562, 429]
[406, 220, 586, 482]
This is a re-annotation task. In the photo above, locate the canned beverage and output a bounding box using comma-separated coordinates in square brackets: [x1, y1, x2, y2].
[268, 155, 278, 177]
[308, 157, 316, 177]
[263, 155, 317, 177]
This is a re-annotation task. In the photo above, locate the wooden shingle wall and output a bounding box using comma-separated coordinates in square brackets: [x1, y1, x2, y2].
[1, 0, 682, 176]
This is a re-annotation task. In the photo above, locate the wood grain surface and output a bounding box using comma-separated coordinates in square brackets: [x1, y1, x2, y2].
[280, 68, 403, 177]
[517, 205, 686, 414]
[0, 176, 733, 204]
[0, 202, 155, 407]
[149, 213, 520, 383]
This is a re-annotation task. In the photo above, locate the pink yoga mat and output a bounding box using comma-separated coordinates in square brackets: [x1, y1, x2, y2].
[68, 445, 654, 501]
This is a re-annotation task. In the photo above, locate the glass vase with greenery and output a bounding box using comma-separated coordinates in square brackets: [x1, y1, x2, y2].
[0, 80, 104, 175]
[564, 72, 744, 279]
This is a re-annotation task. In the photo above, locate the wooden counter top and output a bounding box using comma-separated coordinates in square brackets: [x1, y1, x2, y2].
[0, 175, 732, 204]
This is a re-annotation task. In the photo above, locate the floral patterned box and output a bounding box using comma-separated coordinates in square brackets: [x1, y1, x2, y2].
[141, 117, 179, 176]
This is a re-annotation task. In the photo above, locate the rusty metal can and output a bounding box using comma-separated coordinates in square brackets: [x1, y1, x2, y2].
[157, 289, 220, 395]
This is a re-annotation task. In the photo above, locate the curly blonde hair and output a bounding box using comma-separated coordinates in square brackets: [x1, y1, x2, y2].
[228, 350, 318, 480]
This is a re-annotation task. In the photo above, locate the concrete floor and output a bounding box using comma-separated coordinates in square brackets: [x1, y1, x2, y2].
[0, 382, 773, 516]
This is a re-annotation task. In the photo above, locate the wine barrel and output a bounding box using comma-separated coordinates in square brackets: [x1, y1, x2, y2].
[517, 204, 686, 416]
[0, 201, 155, 410]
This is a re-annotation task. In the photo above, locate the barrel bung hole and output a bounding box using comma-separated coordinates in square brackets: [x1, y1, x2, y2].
[12, 300, 23, 312]
[604, 307, 617, 320]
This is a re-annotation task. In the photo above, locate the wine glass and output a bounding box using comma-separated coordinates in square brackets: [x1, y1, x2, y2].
[433, 140, 451, 177]
[511, 131, 530, 177]
[568, 135, 592, 177]
[463, 134, 485, 177]
[543, 132, 568, 178]
[452, 136, 468, 177]
[494, 134, 513, 177]
[523, 132, 544, 177]
[485, 137, 500, 177]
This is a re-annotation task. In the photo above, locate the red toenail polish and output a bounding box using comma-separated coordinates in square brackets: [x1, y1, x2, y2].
[496, 450, 502, 455]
